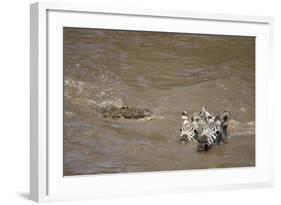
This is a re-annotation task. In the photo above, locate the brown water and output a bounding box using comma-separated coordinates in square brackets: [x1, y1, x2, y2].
[63, 27, 255, 176]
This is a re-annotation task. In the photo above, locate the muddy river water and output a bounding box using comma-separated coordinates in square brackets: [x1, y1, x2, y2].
[63, 27, 255, 176]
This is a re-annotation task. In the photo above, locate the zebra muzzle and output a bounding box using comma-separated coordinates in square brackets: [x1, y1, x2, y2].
[197, 140, 211, 151]
[179, 134, 192, 143]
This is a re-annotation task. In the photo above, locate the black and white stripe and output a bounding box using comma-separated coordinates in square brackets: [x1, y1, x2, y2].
[179, 111, 199, 143]
[197, 111, 230, 151]
[179, 126, 198, 143]
[197, 122, 221, 151]
[178, 107, 213, 143]
[199, 106, 214, 125]
[178, 107, 229, 148]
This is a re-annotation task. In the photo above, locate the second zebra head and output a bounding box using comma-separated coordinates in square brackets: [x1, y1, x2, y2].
[197, 111, 230, 151]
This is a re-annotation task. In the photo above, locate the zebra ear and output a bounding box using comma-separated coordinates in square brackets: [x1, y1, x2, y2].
[223, 125, 228, 131]
[221, 111, 230, 123]
[199, 106, 207, 117]
[202, 106, 207, 112]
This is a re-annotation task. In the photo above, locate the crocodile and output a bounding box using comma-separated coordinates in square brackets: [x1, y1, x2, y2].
[100, 105, 153, 120]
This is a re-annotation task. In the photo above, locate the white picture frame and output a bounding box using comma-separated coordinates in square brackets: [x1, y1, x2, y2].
[30, 1, 274, 202]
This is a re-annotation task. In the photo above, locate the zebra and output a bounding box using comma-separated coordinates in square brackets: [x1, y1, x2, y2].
[179, 112, 199, 143]
[199, 106, 214, 125]
[179, 106, 214, 143]
[197, 111, 230, 151]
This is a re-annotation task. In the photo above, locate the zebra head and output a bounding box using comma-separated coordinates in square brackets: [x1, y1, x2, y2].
[197, 111, 230, 151]
[199, 106, 214, 125]
[179, 111, 200, 143]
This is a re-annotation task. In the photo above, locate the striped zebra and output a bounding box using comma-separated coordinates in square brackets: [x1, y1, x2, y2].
[197, 111, 230, 151]
[199, 106, 214, 125]
[179, 106, 214, 143]
[179, 111, 198, 143]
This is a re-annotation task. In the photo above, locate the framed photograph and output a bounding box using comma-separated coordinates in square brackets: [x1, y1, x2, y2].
[30, 2, 274, 202]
